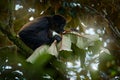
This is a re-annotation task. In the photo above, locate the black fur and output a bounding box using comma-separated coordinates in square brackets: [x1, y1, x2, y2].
[18, 15, 66, 50]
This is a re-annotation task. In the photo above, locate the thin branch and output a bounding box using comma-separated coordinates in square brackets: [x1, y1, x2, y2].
[63, 31, 90, 39]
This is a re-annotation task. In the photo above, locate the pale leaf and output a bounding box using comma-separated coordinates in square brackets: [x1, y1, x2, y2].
[100, 47, 110, 54]
[59, 35, 72, 51]
[76, 34, 99, 49]
[70, 34, 77, 44]
[48, 40, 58, 57]
[76, 36, 87, 49]
[84, 34, 99, 41]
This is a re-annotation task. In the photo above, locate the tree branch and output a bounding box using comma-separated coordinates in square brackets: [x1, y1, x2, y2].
[0, 22, 33, 57]
[0, 0, 33, 57]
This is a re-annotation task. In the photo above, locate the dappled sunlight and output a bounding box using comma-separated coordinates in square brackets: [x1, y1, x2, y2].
[13, 70, 23, 76]
[15, 4, 23, 11]
[85, 28, 96, 35]
[28, 8, 35, 13]
[3, 65, 12, 70]
[17, 63, 22, 67]
[40, 11, 44, 15]
[61, 5, 115, 79]
[29, 16, 34, 21]
[91, 63, 99, 71]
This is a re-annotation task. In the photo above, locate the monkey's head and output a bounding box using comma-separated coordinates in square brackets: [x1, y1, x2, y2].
[51, 15, 66, 34]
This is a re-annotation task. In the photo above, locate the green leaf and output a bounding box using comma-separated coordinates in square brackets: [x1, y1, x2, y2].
[88, 40, 102, 55]
[76, 36, 88, 49]
[69, 34, 77, 44]
[26, 45, 49, 63]
[84, 34, 99, 42]
[76, 34, 99, 49]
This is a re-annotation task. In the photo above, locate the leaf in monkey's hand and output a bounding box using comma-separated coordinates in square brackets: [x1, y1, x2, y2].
[59, 35, 72, 51]
[48, 40, 58, 57]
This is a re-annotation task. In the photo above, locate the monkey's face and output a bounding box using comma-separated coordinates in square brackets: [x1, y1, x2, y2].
[55, 23, 65, 34]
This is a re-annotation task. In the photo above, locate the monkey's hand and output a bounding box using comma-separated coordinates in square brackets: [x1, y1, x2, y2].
[53, 35, 62, 43]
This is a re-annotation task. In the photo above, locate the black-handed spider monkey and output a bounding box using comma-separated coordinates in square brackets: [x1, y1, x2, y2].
[18, 15, 66, 50]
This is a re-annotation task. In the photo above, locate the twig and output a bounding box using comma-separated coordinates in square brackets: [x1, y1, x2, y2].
[63, 31, 89, 39]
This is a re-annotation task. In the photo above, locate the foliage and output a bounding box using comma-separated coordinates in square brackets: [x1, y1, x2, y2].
[0, 0, 120, 80]
[25, 32, 110, 80]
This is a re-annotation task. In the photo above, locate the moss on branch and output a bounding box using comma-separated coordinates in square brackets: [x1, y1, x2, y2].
[0, 22, 33, 57]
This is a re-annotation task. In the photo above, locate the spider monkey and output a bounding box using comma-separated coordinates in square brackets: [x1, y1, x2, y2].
[18, 15, 66, 50]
